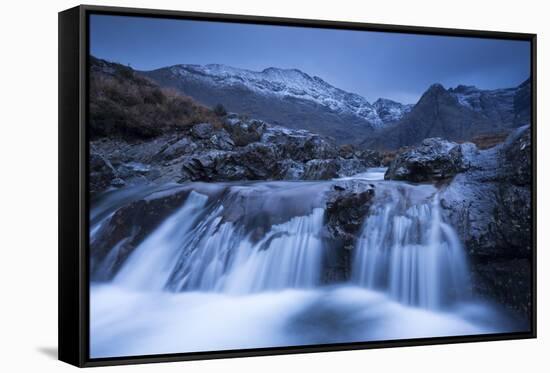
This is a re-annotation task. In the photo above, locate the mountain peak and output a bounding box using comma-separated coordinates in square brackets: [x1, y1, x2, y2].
[518, 78, 531, 88]
[374, 98, 399, 105]
[427, 83, 446, 92]
[450, 84, 479, 93]
[373, 98, 413, 124]
[156, 62, 393, 128]
[262, 66, 305, 74]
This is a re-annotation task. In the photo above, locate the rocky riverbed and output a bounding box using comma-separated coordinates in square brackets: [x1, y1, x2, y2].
[384, 126, 533, 320]
[90, 114, 381, 197]
[90, 113, 532, 323]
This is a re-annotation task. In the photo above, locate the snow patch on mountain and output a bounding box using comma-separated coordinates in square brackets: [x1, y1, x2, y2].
[167, 64, 411, 128]
[373, 98, 413, 123]
[449, 85, 516, 112]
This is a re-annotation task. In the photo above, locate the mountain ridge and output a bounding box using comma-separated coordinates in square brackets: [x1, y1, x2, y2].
[363, 79, 531, 150]
[91, 56, 530, 149]
[154, 63, 388, 127]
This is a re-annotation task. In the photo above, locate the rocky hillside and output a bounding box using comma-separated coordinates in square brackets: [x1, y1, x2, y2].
[90, 114, 381, 197]
[89, 57, 384, 196]
[93, 55, 529, 149]
[89, 56, 223, 139]
[364, 80, 531, 150]
[141, 63, 411, 143]
[372, 98, 413, 123]
[384, 126, 533, 320]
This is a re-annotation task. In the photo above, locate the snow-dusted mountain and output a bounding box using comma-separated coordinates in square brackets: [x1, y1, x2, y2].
[136, 58, 531, 148]
[448, 82, 531, 127]
[364, 80, 531, 150]
[174, 64, 387, 125]
[142, 63, 413, 143]
[449, 84, 516, 113]
[152, 64, 401, 126]
[373, 98, 414, 123]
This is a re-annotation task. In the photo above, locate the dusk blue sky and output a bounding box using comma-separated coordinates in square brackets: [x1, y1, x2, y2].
[90, 15, 530, 104]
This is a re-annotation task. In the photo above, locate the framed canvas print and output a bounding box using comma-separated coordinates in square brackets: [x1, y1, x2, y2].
[58, 5, 537, 367]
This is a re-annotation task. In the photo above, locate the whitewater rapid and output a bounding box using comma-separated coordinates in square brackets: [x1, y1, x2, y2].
[89, 169, 522, 358]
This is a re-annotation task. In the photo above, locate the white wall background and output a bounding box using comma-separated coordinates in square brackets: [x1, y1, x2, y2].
[0, 0, 547, 370]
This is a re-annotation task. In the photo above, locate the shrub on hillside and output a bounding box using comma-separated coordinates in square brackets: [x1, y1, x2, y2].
[89, 58, 221, 140]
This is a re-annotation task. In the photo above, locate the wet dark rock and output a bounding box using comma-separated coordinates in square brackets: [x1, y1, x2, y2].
[385, 138, 469, 182]
[261, 126, 339, 162]
[224, 116, 266, 146]
[471, 259, 531, 319]
[154, 137, 198, 161]
[325, 180, 375, 249]
[91, 117, 382, 193]
[236, 143, 281, 179]
[357, 149, 383, 166]
[180, 143, 281, 182]
[297, 136, 340, 162]
[338, 144, 357, 159]
[181, 151, 243, 181]
[336, 158, 372, 178]
[501, 127, 532, 186]
[275, 159, 305, 180]
[323, 181, 375, 283]
[190, 122, 215, 139]
[207, 128, 235, 150]
[91, 189, 192, 280]
[338, 145, 382, 165]
[89, 151, 118, 196]
[440, 126, 532, 319]
[303, 159, 340, 180]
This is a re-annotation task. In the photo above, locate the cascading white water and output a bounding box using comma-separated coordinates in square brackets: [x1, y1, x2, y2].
[113, 191, 209, 290]
[90, 174, 519, 359]
[352, 185, 471, 309]
[221, 208, 325, 293]
[111, 188, 326, 294]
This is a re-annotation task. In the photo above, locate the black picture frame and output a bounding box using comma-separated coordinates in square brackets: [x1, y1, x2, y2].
[58, 4, 537, 368]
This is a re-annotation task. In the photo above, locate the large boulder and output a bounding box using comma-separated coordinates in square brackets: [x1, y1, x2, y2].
[335, 158, 371, 178]
[190, 122, 234, 150]
[190, 122, 215, 139]
[90, 189, 193, 280]
[440, 126, 532, 320]
[274, 159, 305, 180]
[501, 125, 532, 186]
[153, 136, 198, 161]
[181, 143, 281, 182]
[224, 116, 266, 146]
[385, 138, 470, 182]
[262, 125, 339, 162]
[339, 144, 382, 165]
[357, 149, 383, 166]
[89, 150, 123, 195]
[181, 150, 245, 181]
[90, 117, 383, 192]
[302, 159, 340, 180]
[235, 143, 281, 179]
[323, 180, 375, 282]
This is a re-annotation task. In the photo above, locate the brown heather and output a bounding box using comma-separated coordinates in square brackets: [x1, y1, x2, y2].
[89, 60, 222, 140]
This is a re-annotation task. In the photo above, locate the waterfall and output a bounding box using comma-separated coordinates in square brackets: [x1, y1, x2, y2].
[110, 188, 326, 294]
[221, 208, 325, 293]
[90, 176, 522, 359]
[97, 179, 470, 308]
[113, 191, 209, 290]
[352, 186, 471, 309]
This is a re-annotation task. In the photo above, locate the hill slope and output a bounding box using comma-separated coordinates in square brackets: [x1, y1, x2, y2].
[89, 57, 222, 140]
[363, 80, 531, 150]
[142, 64, 410, 143]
